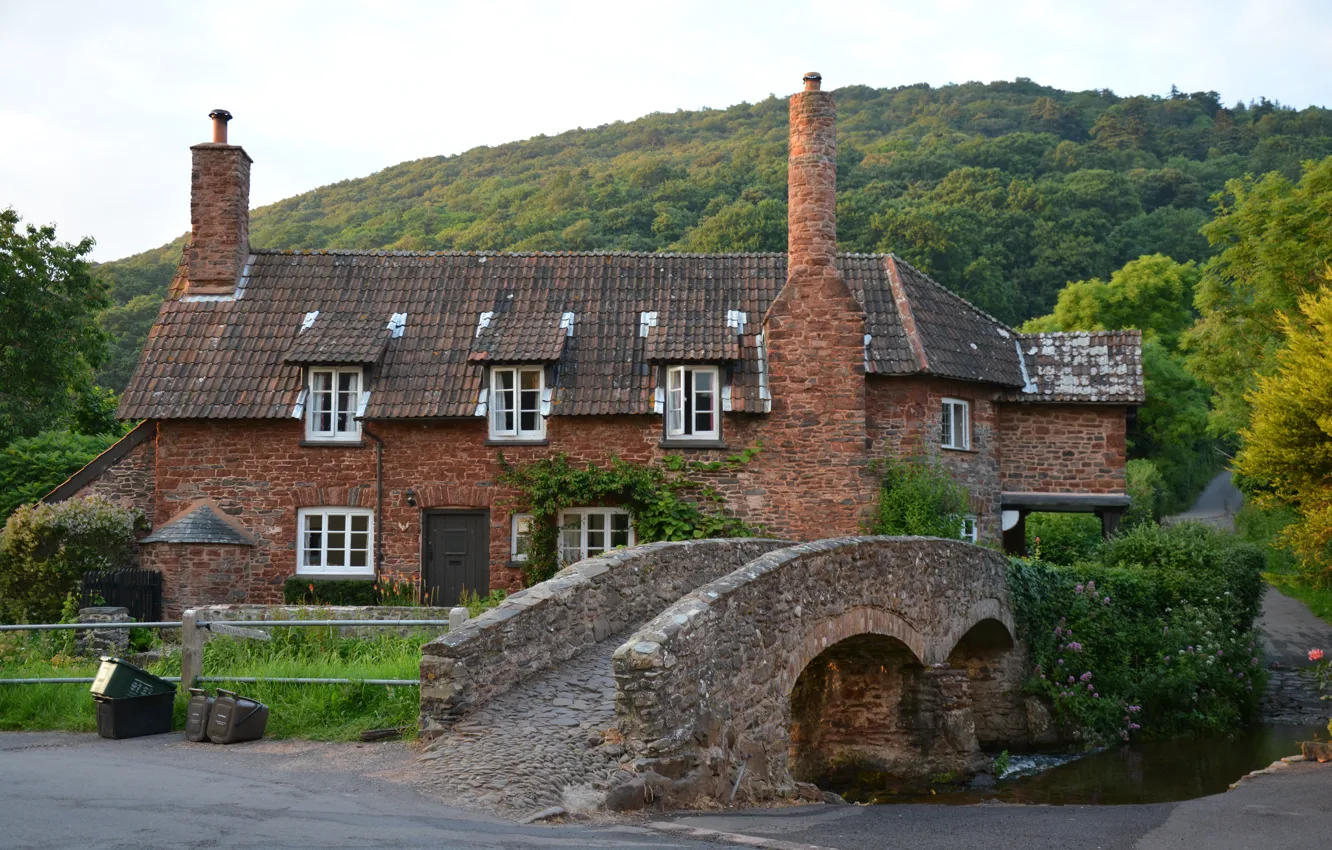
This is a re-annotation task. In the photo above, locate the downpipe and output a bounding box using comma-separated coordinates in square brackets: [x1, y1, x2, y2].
[362, 422, 385, 571]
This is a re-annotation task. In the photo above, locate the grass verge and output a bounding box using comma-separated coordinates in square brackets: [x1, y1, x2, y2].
[0, 627, 428, 739]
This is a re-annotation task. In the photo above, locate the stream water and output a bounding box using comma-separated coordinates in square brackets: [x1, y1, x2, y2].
[833, 723, 1323, 805]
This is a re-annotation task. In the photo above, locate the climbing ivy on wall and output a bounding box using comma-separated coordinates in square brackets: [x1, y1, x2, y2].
[497, 446, 762, 585]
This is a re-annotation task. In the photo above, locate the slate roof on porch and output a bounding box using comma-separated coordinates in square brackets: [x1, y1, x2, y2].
[118, 251, 1142, 421]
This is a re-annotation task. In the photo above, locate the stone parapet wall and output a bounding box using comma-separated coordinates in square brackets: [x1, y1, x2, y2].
[611, 536, 1022, 807]
[418, 538, 791, 738]
[195, 603, 452, 638]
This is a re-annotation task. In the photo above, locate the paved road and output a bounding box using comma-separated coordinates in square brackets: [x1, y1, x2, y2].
[4, 730, 1330, 850]
[0, 732, 715, 850]
[1169, 469, 1243, 530]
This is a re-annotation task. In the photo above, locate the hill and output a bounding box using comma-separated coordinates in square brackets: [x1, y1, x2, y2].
[94, 78, 1332, 391]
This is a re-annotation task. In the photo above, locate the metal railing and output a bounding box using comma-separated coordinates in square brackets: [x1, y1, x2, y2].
[0, 608, 466, 691]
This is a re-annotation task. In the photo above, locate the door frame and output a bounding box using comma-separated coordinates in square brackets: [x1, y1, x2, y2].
[420, 508, 490, 605]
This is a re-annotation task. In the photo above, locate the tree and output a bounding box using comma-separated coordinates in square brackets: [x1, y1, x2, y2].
[0, 431, 119, 520]
[1022, 254, 1218, 510]
[1024, 254, 1199, 349]
[1182, 157, 1332, 437]
[1235, 284, 1332, 585]
[0, 209, 109, 445]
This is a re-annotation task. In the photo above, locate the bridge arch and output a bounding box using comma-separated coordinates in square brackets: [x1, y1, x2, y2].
[611, 536, 1027, 808]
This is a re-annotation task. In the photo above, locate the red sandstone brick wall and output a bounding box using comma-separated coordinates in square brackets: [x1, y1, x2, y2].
[997, 404, 1127, 494]
[143, 542, 264, 617]
[188, 144, 250, 293]
[73, 436, 156, 522]
[149, 411, 817, 609]
[760, 81, 873, 539]
[866, 376, 1002, 542]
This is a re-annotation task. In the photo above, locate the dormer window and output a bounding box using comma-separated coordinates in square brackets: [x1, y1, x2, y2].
[941, 398, 970, 450]
[666, 365, 720, 441]
[307, 367, 363, 441]
[490, 366, 545, 441]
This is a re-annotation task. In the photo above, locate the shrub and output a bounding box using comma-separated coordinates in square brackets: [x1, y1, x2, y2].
[1102, 521, 1266, 630]
[0, 430, 120, 521]
[1010, 521, 1269, 743]
[1124, 458, 1167, 529]
[870, 458, 968, 539]
[282, 577, 377, 606]
[0, 496, 144, 624]
[1026, 513, 1102, 565]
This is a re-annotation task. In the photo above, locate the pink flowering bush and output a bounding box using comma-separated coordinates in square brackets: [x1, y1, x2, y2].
[1009, 522, 1266, 744]
[1306, 647, 1330, 702]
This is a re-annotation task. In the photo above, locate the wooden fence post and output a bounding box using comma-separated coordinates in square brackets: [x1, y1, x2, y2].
[180, 609, 204, 694]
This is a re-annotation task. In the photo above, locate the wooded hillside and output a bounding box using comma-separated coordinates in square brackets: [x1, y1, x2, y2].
[94, 78, 1332, 391]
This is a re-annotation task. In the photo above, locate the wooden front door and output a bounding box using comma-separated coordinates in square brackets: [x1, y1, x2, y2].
[422, 511, 490, 607]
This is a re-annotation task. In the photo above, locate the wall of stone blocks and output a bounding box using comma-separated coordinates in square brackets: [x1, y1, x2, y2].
[611, 536, 1024, 807]
[418, 538, 791, 737]
[998, 404, 1128, 494]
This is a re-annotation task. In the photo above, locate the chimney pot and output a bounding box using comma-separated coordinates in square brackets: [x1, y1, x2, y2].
[803, 72, 822, 92]
[208, 109, 233, 144]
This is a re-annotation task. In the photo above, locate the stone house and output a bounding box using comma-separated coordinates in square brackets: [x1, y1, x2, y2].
[49, 74, 1143, 614]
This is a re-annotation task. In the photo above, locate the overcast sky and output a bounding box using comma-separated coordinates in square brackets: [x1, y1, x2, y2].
[3, 0, 1329, 261]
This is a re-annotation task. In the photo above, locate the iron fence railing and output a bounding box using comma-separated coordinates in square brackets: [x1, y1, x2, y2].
[0, 609, 465, 690]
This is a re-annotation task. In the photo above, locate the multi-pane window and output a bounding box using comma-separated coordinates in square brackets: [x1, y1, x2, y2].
[960, 515, 978, 543]
[307, 367, 362, 441]
[490, 366, 545, 440]
[558, 508, 633, 565]
[665, 365, 720, 440]
[511, 513, 534, 562]
[941, 398, 970, 450]
[298, 508, 373, 575]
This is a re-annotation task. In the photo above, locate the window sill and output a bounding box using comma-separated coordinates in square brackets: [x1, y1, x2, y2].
[659, 439, 729, 450]
[299, 439, 366, 448]
[941, 445, 978, 454]
[504, 559, 527, 569]
[294, 572, 374, 580]
[485, 438, 550, 447]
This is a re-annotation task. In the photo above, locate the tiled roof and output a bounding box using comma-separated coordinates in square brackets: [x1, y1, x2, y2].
[119, 251, 1120, 421]
[282, 310, 390, 365]
[140, 503, 255, 545]
[1010, 331, 1145, 404]
[885, 257, 1025, 386]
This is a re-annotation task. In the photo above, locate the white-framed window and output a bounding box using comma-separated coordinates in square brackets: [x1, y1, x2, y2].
[511, 513, 534, 562]
[941, 398, 970, 450]
[490, 366, 545, 440]
[307, 367, 363, 441]
[558, 508, 634, 565]
[960, 515, 978, 543]
[297, 507, 373, 575]
[665, 365, 720, 440]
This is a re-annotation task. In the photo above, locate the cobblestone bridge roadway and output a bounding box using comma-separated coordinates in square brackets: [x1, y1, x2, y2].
[410, 632, 630, 815]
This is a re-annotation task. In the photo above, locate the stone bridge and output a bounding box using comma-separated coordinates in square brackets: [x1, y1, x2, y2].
[415, 536, 1032, 813]
[611, 536, 1027, 807]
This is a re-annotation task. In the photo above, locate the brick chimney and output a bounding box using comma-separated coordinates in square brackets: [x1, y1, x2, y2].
[187, 109, 251, 296]
[758, 72, 869, 539]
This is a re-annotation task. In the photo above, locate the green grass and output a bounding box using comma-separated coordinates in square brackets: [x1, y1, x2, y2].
[0, 627, 429, 739]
